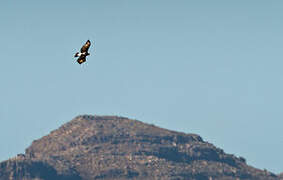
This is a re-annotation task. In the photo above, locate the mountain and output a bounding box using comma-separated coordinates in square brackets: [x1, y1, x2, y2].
[0, 115, 280, 180]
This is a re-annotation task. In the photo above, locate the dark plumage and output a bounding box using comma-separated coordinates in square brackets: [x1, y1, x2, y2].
[74, 40, 91, 64]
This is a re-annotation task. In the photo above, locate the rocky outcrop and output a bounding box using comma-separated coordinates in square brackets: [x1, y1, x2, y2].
[0, 159, 81, 180]
[0, 115, 279, 180]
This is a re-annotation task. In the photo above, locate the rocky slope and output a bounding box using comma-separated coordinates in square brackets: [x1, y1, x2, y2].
[0, 115, 280, 180]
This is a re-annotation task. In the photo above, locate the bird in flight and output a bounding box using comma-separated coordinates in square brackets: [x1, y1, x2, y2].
[74, 40, 91, 64]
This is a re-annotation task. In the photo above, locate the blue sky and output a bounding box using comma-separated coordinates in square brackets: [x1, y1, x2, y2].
[1, 0, 282, 173]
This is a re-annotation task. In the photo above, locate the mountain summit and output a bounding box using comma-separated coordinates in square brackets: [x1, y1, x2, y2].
[0, 115, 280, 180]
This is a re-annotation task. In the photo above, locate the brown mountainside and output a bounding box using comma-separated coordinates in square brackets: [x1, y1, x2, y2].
[0, 115, 281, 180]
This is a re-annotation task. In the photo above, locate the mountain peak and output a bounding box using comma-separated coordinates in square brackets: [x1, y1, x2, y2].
[0, 115, 280, 180]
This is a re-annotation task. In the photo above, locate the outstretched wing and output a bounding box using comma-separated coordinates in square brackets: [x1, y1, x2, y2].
[80, 40, 91, 53]
[77, 56, 86, 64]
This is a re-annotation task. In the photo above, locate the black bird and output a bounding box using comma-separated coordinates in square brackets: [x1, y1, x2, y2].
[74, 40, 91, 64]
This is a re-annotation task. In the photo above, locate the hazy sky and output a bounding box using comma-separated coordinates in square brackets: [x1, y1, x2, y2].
[1, 0, 282, 173]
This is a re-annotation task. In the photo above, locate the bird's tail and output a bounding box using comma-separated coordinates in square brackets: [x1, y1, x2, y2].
[74, 52, 79, 57]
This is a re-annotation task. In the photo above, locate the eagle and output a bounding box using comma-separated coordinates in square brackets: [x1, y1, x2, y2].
[74, 40, 91, 64]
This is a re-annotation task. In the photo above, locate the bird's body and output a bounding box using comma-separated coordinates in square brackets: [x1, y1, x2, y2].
[74, 40, 91, 64]
[74, 52, 85, 57]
